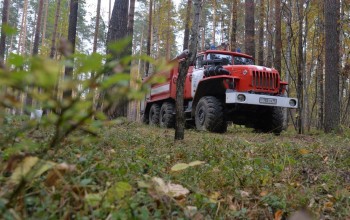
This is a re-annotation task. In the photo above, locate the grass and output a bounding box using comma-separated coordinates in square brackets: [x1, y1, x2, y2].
[1, 119, 350, 219]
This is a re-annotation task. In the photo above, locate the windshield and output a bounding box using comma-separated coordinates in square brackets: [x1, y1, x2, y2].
[207, 53, 233, 65]
[234, 56, 254, 65]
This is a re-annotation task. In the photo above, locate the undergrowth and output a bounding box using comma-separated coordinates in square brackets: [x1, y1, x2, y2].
[1, 119, 349, 219]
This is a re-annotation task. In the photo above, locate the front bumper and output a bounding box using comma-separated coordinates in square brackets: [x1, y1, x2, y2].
[226, 91, 298, 108]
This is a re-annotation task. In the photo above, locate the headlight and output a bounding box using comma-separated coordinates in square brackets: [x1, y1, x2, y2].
[289, 99, 297, 106]
[237, 94, 246, 102]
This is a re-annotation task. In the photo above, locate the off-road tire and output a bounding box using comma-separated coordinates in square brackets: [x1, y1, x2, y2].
[149, 103, 161, 126]
[195, 96, 227, 133]
[254, 107, 284, 135]
[159, 102, 175, 128]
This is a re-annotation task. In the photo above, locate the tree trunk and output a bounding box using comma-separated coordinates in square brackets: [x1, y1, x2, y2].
[19, 0, 28, 55]
[183, 0, 192, 51]
[128, 0, 136, 38]
[283, 0, 292, 128]
[257, 0, 264, 65]
[109, 0, 112, 25]
[212, 0, 216, 46]
[0, 0, 10, 63]
[324, 0, 340, 132]
[266, 0, 273, 67]
[297, 0, 304, 134]
[63, 0, 79, 99]
[244, 0, 255, 58]
[145, 0, 153, 77]
[50, 0, 61, 59]
[175, 0, 203, 140]
[32, 0, 44, 55]
[41, 0, 49, 46]
[105, 0, 130, 119]
[274, 0, 281, 73]
[230, 0, 237, 51]
[93, 0, 101, 53]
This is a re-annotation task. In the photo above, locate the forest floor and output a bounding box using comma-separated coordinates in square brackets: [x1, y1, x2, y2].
[1, 119, 350, 219]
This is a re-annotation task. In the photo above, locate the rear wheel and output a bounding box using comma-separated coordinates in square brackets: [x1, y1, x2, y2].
[159, 102, 175, 128]
[149, 103, 161, 126]
[195, 96, 227, 133]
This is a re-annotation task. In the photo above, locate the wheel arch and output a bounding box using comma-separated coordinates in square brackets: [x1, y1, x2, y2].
[191, 78, 227, 116]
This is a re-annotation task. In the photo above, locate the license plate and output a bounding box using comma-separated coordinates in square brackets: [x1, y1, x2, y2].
[259, 97, 277, 105]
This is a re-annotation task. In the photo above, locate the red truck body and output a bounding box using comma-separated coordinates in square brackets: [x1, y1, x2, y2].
[142, 50, 298, 134]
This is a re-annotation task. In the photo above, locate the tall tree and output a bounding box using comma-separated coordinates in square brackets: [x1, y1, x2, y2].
[18, 0, 28, 55]
[212, 0, 217, 46]
[50, 0, 61, 59]
[145, 0, 153, 77]
[175, 0, 203, 140]
[244, 0, 255, 57]
[105, 0, 130, 118]
[297, 0, 304, 134]
[183, 0, 192, 50]
[274, 0, 281, 73]
[32, 0, 44, 55]
[324, 0, 340, 132]
[258, 0, 264, 65]
[41, 0, 49, 46]
[0, 0, 10, 63]
[63, 0, 79, 99]
[128, 0, 136, 38]
[93, 0, 101, 53]
[230, 0, 237, 51]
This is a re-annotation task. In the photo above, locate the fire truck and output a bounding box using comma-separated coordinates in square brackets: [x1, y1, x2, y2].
[141, 50, 298, 134]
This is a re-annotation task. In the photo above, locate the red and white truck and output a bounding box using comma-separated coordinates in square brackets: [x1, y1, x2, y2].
[142, 50, 298, 134]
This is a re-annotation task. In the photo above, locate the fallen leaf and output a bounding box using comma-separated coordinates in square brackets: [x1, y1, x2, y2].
[171, 161, 205, 172]
[151, 177, 189, 199]
[260, 190, 268, 197]
[274, 210, 283, 220]
[171, 163, 190, 172]
[85, 193, 102, 207]
[299, 149, 310, 155]
[188, 161, 205, 167]
[45, 163, 76, 187]
[11, 156, 56, 184]
[240, 190, 250, 198]
[106, 182, 132, 202]
[184, 206, 198, 218]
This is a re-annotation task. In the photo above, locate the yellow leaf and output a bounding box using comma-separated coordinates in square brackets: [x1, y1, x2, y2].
[188, 161, 205, 167]
[171, 163, 190, 172]
[10, 156, 56, 184]
[299, 149, 310, 155]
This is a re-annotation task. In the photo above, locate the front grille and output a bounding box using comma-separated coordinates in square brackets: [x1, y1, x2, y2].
[252, 71, 279, 90]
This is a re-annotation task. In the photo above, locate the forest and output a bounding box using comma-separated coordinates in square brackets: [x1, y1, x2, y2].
[0, 0, 350, 219]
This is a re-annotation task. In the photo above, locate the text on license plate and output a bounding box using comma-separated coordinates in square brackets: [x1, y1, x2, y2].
[259, 97, 277, 105]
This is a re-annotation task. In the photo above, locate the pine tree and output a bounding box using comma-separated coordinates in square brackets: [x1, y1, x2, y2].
[244, 0, 255, 57]
[63, 0, 79, 99]
[32, 0, 44, 56]
[324, 0, 340, 132]
[0, 0, 10, 63]
[50, 0, 61, 59]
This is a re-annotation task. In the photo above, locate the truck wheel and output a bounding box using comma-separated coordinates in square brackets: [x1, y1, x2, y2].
[195, 96, 227, 133]
[254, 107, 283, 135]
[159, 102, 175, 128]
[149, 103, 161, 126]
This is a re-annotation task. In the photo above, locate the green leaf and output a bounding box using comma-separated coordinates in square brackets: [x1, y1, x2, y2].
[85, 193, 102, 207]
[2, 24, 17, 36]
[106, 182, 132, 202]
